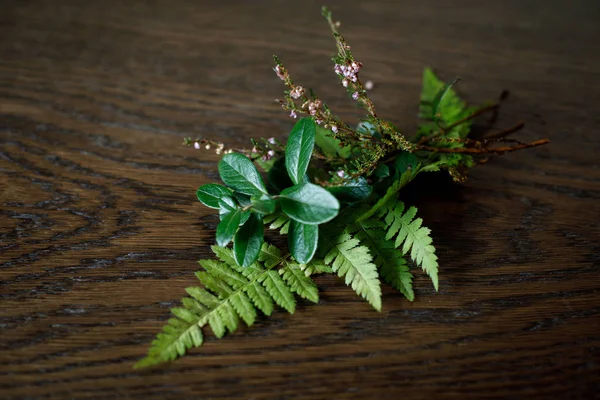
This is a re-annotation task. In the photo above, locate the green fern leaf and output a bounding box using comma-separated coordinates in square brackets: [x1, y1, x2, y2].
[323, 231, 382, 311]
[136, 243, 315, 369]
[300, 259, 333, 276]
[280, 263, 319, 303]
[351, 220, 414, 301]
[259, 270, 296, 313]
[384, 201, 439, 290]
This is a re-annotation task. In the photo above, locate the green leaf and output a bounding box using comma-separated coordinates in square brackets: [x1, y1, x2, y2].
[431, 77, 461, 121]
[234, 213, 264, 267]
[384, 201, 439, 290]
[357, 121, 379, 137]
[351, 220, 414, 301]
[280, 263, 319, 303]
[393, 152, 419, 175]
[280, 182, 340, 225]
[323, 231, 382, 311]
[250, 194, 276, 215]
[267, 157, 294, 194]
[420, 67, 471, 139]
[259, 270, 296, 314]
[216, 208, 242, 247]
[327, 177, 373, 204]
[285, 117, 316, 185]
[218, 153, 267, 196]
[315, 125, 351, 159]
[218, 197, 250, 226]
[196, 184, 233, 209]
[288, 220, 318, 264]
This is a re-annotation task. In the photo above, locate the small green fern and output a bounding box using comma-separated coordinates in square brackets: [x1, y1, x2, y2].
[323, 230, 382, 311]
[382, 201, 439, 290]
[135, 244, 317, 369]
[350, 218, 414, 301]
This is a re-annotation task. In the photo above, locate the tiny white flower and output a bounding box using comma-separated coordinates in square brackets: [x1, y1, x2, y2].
[352, 92, 360, 100]
[290, 110, 297, 119]
[342, 79, 349, 87]
[336, 170, 345, 178]
[267, 150, 275, 157]
[365, 80, 374, 90]
[267, 137, 276, 145]
[330, 125, 338, 133]
[194, 142, 200, 150]
[205, 144, 211, 150]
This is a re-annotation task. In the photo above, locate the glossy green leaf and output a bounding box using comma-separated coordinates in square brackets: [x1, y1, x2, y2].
[218, 153, 267, 196]
[234, 213, 264, 267]
[280, 182, 340, 225]
[393, 152, 419, 174]
[250, 194, 276, 215]
[219, 197, 250, 226]
[289, 220, 318, 264]
[196, 184, 233, 209]
[267, 157, 293, 194]
[232, 192, 251, 207]
[216, 209, 242, 247]
[326, 177, 373, 203]
[285, 118, 316, 185]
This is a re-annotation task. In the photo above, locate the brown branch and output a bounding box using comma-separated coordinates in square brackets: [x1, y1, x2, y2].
[417, 139, 549, 154]
[484, 121, 525, 141]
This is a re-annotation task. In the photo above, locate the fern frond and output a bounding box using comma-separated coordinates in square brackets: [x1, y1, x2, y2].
[135, 244, 318, 369]
[323, 230, 382, 311]
[383, 201, 439, 290]
[300, 259, 333, 277]
[350, 219, 414, 301]
[280, 263, 319, 303]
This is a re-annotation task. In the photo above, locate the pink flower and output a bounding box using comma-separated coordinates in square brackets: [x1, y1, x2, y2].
[290, 86, 305, 99]
[336, 170, 345, 178]
[267, 150, 275, 157]
[315, 119, 323, 125]
[194, 142, 200, 150]
[274, 65, 286, 80]
[330, 125, 338, 133]
[267, 137, 276, 145]
[342, 79, 349, 87]
[290, 110, 297, 119]
[352, 92, 360, 100]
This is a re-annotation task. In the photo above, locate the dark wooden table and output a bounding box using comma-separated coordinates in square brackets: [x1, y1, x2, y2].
[1, 1, 599, 398]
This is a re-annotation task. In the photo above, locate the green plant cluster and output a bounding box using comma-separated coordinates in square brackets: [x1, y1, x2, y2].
[137, 7, 548, 368]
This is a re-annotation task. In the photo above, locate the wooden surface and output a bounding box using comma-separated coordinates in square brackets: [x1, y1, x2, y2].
[1, 0, 599, 398]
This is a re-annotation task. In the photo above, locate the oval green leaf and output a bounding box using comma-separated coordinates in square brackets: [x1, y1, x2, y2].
[327, 177, 373, 203]
[280, 182, 340, 225]
[218, 153, 267, 196]
[250, 194, 276, 215]
[289, 220, 318, 264]
[234, 213, 264, 267]
[285, 118, 316, 185]
[196, 183, 233, 209]
[219, 197, 250, 226]
[216, 208, 242, 247]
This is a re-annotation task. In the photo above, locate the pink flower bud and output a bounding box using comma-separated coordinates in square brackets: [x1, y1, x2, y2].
[194, 142, 200, 150]
[290, 110, 297, 119]
[267, 150, 275, 157]
[331, 125, 338, 133]
[336, 170, 345, 178]
[315, 119, 323, 125]
[267, 137, 276, 144]
[352, 92, 360, 100]
[342, 79, 349, 87]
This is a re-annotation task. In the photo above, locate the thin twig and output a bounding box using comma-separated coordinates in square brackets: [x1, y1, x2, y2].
[417, 139, 549, 154]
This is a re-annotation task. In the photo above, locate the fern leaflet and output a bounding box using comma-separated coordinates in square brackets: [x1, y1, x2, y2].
[135, 243, 317, 369]
[323, 230, 382, 311]
[350, 219, 414, 301]
[383, 200, 439, 290]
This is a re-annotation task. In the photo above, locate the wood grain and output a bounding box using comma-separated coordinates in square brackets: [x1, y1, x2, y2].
[1, 0, 599, 398]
